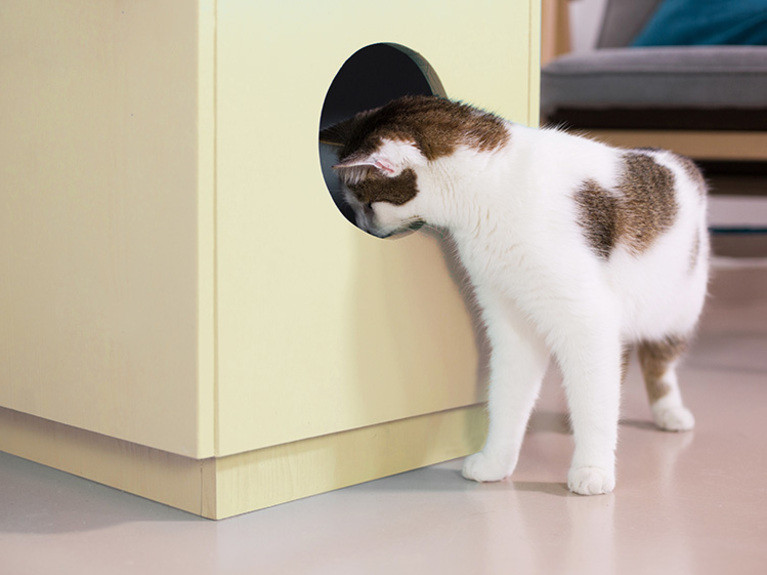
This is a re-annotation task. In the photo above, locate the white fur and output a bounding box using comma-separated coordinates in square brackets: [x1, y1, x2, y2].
[346, 123, 708, 495]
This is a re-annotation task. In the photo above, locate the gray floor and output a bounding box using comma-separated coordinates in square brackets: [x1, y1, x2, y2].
[2, 260, 767, 575]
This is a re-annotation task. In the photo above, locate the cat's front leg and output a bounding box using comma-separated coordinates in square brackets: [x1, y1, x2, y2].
[462, 298, 549, 483]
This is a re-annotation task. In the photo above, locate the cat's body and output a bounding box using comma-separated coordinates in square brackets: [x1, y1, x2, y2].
[322, 95, 709, 494]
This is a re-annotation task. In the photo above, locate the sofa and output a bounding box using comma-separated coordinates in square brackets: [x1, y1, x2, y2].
[540, 0, 767, 163]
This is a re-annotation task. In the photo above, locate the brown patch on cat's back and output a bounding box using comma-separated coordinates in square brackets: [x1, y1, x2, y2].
[619, 152, 678, 254]
[574, 180, 620, 259]
[574, 152, 678, 260]
[342, 96, 509, 162]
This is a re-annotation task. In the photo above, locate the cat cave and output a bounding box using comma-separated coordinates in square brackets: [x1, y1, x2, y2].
[0, 1, 540, 519]
[319, 43, 444, 231]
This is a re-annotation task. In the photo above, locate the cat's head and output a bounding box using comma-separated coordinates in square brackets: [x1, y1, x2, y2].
[321, 95, 509, 236]
[320, 102, 432, 238]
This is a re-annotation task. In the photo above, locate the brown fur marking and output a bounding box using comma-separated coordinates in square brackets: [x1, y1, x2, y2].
[690, 228, 701, 272]
[575, 152, 678, 259]
[575, 180, 620, 259]
[346, 168, 419, 206]
[674, 153, 707, 197]
[638, 336, 687, 404]
[338, 95, 509, 163]
[621, 345, 632, 386]
[620, 152, 678, 253]
[679, 157, 708, 273]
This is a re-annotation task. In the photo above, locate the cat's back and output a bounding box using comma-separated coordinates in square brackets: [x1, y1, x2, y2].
[521, 126, 707, 247]
[606, 145, 709, 339]
[514, 127, 709, 339]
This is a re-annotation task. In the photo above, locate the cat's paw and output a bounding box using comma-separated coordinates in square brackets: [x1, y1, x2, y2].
[652, 405, 695, 431]
[462, 451, 513, 483]
[567, 466, 615, 495]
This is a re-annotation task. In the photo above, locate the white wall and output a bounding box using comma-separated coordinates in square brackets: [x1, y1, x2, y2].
[568, 0, 608, 53]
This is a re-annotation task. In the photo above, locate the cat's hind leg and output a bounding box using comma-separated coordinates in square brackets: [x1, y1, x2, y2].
[551, 305, 623, 495]
[462, 297, 549, 483]
[621, 345, 632, 385]
[560, 342, 622, 496]
[638, 337, 695, 431]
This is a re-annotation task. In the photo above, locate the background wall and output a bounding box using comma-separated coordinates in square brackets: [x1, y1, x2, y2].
[569, 0, 608, 53]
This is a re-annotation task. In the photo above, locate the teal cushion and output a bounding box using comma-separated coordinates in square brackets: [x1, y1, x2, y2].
[632, 0, 767, 46]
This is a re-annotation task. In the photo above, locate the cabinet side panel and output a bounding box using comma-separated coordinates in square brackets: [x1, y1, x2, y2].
[0, 1, 202, 455]
[215, 0, 538, 455]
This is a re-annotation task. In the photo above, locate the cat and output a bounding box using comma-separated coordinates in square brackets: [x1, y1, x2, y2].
[320, 95, 709, 495]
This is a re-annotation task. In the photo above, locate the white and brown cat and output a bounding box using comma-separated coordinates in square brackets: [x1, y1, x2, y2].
[321, 95, 708, 495]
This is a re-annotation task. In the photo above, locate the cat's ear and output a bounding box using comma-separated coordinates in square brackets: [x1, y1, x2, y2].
[334, 140, 423, 177]
[333, 153, 396, 175]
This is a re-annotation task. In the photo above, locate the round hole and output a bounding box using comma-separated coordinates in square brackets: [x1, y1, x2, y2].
[319, 43, 446, 236]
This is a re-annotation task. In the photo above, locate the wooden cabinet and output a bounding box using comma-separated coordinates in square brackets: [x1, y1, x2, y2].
[0, 0, 540, 518]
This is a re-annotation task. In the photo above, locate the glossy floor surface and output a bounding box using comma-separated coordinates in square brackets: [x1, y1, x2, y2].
[2, 261, 766, 575]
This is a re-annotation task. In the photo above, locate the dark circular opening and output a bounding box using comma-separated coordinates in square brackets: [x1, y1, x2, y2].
[319, 43, 446, 233]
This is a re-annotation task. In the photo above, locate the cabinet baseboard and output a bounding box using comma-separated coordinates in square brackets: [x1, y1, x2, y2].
[0, 405, 487, 519]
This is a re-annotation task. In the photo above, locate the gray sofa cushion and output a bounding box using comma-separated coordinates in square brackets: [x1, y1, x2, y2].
[541, 46, 767, 120]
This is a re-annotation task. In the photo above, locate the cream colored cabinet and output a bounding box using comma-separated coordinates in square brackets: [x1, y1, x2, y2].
[0, 0, 540, 518]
